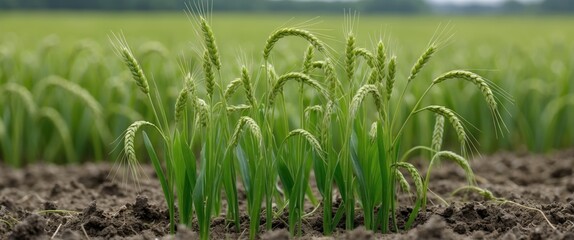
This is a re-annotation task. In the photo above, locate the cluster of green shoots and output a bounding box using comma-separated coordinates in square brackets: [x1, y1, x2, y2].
[116, 15, 506, 240]
[0, 75, 109, 166]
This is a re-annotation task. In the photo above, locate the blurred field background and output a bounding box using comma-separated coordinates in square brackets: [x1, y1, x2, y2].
[1, 1, 573, 165]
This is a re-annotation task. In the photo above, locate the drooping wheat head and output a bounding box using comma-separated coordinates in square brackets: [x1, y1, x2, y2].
[268, 72, 327, 106]
[263, 28, 325, 61]
[350, 84, 383, 118]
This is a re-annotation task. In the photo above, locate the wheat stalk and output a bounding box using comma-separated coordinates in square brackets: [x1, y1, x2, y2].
[263, 28, 325, 60]
[0, 118, 5, 139]
[38, 107, 76, 162]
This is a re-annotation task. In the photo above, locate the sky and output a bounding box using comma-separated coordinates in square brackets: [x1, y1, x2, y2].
[426, 0, 541, 6]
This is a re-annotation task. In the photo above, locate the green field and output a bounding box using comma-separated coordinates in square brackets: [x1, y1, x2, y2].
[2, 13, 572, 162]
[1, 12, 573, 239]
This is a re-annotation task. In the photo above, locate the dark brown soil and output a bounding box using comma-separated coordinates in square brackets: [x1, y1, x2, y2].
[1, 149, 573, 239]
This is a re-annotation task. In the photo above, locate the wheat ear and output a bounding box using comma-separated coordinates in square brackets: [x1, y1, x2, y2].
[229, 116, 263, 149]
[375, 40, 386, 84]
[324, 58, 338, 101]
[174, 87, 189, 125]
[200, 16, 221, 70]
[345, 34, 356, 82]
[125, 121, 156, 164]
[350, 84, 383, 117]
[304, 105, 324, 119]
[432, 151, 475, 185]
[1, 83, 37, 115]
[241, 66, 257, 107]
[196, 98, 209, 127]
[418, 105, 467, 154]
[263, 28, 325, 60]
[268, 72, 326, 106]
[37, 76, 102, 116]
[120, 46, 149, 94]
[431, 114, 445, 152]
[432, 70, 497, 110]
[407, 45, 436, 82]
[224, 78, 243, 101]
[386, 56, 397, 101]
[227, 104, 252, 113]
[285, 129, 325, 158]
[320, 100, 335, 145]
[311, 61, 325, 70]
[395, 162, 424, 199]
[395, 169, 411, 192]
[124, 120, 158, 182]
[302, 45, 314, 74]
[354, 48, 375, 68]
[368, 122, 378, 143]
[203, 50, 215, 99]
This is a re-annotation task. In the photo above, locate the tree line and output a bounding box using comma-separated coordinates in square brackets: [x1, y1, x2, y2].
[0, 0, 571, 13]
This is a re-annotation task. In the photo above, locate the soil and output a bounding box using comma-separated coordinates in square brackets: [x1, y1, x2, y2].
[1, 149, 573, 239]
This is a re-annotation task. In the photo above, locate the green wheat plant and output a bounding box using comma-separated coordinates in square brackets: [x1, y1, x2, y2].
[116, 10, 507, 240]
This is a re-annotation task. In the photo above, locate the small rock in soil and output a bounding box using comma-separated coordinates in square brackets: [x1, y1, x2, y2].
[43, 201, 57, 210]
[131, 195, 162, 222]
